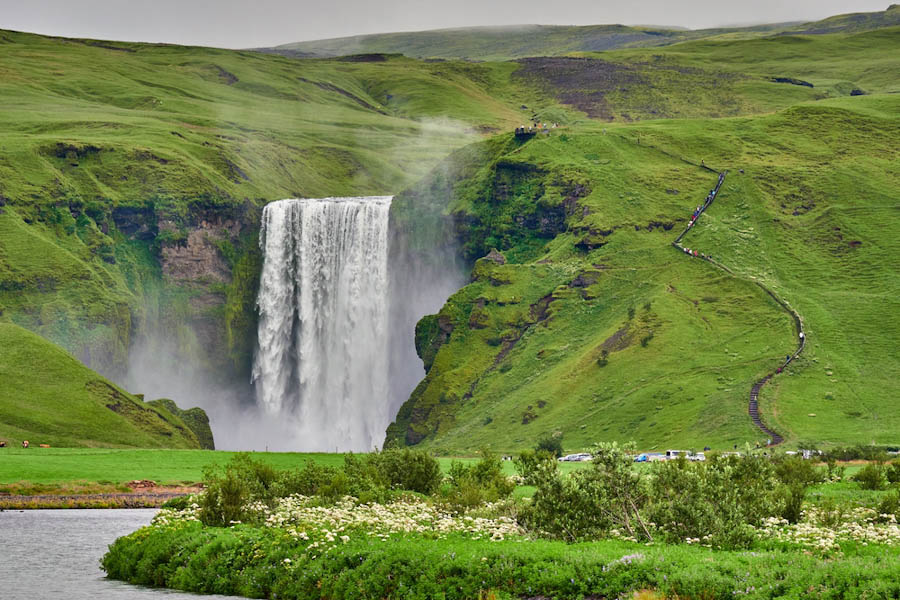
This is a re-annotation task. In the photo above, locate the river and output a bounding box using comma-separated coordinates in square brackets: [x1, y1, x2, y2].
[0, 508, 242, 599]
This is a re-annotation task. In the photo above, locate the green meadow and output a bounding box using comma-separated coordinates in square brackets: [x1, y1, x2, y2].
[0, 447, 602, 488]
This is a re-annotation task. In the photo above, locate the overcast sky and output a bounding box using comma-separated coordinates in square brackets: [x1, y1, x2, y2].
[0, 0, 890, 49]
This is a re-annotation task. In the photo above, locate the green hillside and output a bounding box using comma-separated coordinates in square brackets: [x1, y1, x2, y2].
[387, 94, 900, 453]
[0, 323, 211, 448]
[4, 24, 878, 381]
[271, 6, 900, 61]
[0, 21, 897, 453]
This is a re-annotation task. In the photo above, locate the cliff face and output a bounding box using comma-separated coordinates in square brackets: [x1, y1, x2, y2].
[0, 194, 261, 393]
[153, 204, 262, 379]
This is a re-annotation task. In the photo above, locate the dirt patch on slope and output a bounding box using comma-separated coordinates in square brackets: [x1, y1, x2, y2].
[513, 57, 645, 120]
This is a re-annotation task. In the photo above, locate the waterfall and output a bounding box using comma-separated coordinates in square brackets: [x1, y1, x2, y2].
[252, 196, 392, 452]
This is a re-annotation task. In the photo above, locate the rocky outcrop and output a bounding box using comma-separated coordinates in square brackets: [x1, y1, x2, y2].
[147, 398, 215, 449]
[112, 206, 156, 240]
[159, 213, 244, 286]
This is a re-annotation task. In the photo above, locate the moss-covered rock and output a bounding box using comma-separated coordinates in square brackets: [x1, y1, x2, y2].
[147, 399, 215, 450]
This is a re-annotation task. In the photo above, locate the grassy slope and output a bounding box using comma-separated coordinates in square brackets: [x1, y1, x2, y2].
[0, 323, 206, 448]
[671, 96, 900, 448]
[273, 6, 899, 60]
[274, 25, 697, 60]
[0, 205, 152, 370]
[0, 30, 525, 207]
[388, 94, 900, 453]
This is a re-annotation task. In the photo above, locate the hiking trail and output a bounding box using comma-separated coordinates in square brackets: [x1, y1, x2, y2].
[672, 171, 805, 446]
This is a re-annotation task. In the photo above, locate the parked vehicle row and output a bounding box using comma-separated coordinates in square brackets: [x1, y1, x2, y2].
[633, 450, 707, 462]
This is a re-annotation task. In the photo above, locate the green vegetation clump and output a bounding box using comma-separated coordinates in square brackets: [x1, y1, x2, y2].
[517, 445, 824, 548]
[103, 526, 900, 600]
[853, 462, 889, 491]
[442, 449, 515, 509]
[199, 450, 447, 526]
[147, 399, 214, 449]
[535, 434, 564, 458]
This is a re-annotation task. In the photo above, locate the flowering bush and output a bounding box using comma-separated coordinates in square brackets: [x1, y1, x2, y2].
[155, 494, 522, 558]
[198, 449, 444, 526]
[757, 506, 900, 553]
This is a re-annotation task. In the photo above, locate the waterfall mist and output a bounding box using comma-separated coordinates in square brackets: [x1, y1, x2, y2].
[253, 197, 392, 452]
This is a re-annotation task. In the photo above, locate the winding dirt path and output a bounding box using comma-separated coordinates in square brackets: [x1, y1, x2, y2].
[672, 171, 805, 446]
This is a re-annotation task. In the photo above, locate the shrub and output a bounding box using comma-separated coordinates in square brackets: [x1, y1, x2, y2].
[877, 490, 900, 518]
[442, 449, 515, 510]
[516, 456, 589, 540]
[773, 455, 822, 522]
[513, 449, 556, 486]
[825, 457, 846, 482]
[887, 460, 900, 485]
[775, 455, 824, 487]
[647, 454, 783, 548]
[368, 448, 443, 495]
[853, 463, 887, 491]
[597, 349, 609, 367]
[200, 453, 278, 526]
[520, 442, 651, 542]
[535, 434, 563, 458]
[575, 442, 652, 540]
[200, 468, 248, 527]
[821, 444, 898, 462]
[272, 461, 339, 497]
[777, 483, 807, 524]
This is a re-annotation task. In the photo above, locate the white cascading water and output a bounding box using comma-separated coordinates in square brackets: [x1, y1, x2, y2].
[252, 196, 392, 452]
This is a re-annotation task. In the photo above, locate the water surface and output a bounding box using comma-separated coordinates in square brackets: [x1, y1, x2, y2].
[0, 508, 242, 599]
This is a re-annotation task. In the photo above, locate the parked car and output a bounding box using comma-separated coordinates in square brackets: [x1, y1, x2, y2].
[687, 452, 706, 462]
[558, 452, 592, 462]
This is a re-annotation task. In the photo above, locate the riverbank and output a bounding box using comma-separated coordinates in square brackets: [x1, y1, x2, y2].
[0, 486, 201, 509]
[104, 505, 900, 600]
